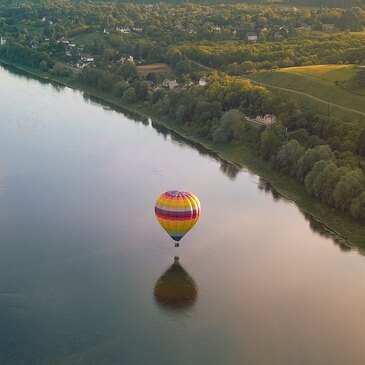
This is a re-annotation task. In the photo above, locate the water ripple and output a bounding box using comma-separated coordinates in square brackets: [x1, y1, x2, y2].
[0, 161, 7, 193]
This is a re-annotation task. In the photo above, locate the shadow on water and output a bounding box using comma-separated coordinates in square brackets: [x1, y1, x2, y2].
[257, 178, 361, 255]
[154, 257, 198, 311]
[151, 121, 241, 180]
[0, 63, 65, 92]
[302, 212, 359, 254]
[82, 94, 150, 125]
[257, 178, 284, 202]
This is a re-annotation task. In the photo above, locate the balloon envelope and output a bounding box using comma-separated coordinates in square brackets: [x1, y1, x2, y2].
[155, 190, 201, 242]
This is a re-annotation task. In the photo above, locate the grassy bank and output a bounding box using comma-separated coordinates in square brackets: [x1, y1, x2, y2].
[247, 65, 365, 122]
[1, 59, 364, 251]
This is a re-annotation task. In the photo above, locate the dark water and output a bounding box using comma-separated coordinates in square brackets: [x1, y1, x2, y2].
[0, 65, 365, 365]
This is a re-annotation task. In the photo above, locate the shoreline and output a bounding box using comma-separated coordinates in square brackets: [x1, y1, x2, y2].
[1, 59, 363, 251]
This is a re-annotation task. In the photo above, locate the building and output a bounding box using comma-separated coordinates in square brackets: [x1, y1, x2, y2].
[116, 26, 130, 33]
[247, 32, 258, 42]
[118, 55, 134, 63]
[255, 114, 276, 126]
[198, 77, 209, 87]
[323, 24, 335, 32]
[162, 79, 179, 90]
[81, 54, 94, 62]
[0, 37, 6, 46]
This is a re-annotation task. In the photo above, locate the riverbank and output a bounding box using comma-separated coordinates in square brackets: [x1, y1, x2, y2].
[1, 59, 363, 251]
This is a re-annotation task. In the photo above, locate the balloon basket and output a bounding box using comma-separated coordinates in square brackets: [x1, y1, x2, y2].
[174, 242, 180, 248]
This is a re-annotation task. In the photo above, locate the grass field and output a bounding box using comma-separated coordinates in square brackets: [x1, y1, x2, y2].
[136, 63, 171, 74]
[247, 65, 365, 121]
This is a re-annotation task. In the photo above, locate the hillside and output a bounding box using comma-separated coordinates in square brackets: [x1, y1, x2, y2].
[247, 65, 365, 121]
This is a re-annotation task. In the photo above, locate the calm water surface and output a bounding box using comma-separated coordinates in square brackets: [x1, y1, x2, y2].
[0, 65, 365, 365]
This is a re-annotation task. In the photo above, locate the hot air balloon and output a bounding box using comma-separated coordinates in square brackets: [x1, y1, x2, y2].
[155, 190, 201, 247]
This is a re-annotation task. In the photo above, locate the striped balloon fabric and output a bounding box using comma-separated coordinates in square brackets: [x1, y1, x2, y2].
[155, 190, 201, 245]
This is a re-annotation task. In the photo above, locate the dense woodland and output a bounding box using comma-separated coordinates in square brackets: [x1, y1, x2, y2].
[1, 0, 365, 223]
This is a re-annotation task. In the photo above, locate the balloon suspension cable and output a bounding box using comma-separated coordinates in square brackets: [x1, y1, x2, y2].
[174, 242, 180, 248]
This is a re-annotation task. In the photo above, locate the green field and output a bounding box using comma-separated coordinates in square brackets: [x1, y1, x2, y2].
[247, 65, 365, 121]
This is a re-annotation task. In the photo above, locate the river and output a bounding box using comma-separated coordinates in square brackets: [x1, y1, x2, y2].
[0, 65, 365, 365]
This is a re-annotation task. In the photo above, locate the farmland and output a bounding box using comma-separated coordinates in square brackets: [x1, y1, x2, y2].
[136, 63, 171, 74]
[247, 65, 365, 121]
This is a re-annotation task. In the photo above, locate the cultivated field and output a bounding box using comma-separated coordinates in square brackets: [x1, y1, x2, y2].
[136, 63, 171, 74]
[248, 64, 365, 121]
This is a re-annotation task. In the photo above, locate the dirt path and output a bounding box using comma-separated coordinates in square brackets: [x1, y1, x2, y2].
[247, 77, 365, 118]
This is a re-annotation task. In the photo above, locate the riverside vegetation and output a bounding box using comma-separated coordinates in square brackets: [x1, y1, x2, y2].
[0, 1, 365, 245]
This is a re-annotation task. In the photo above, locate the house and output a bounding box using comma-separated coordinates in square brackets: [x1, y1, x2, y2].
[76, 60, 86, 68]
[247, 32, 258, 42]
[118, 55, 134, 63]
[103, 28, 111, 34]
[116, 26, 130, 33]
[255, 114, 276, 126]
[323, 24, 335, 32]
[297, 24, 311, 32]
[162, 79, 179, 90]
[81, 54, 94, 62]
[198, 77, 209, 87]
[132, 27, 143, 32]
[0, 37, 6, 46]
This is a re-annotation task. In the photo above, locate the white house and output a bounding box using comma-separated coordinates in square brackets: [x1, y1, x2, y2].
[118, 55, 134, 63]
[198, 77, 209, 87]
[81, 54, 94, 62]
[0, 37, 6, 46]
[247, 32, 258, 42]
[116, 26, 130, 33]
[162, 79, 179, 90]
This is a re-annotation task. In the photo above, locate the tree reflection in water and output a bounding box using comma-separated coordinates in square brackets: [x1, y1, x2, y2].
[154, 257, 198, 310]
[257, 178, 284, 202]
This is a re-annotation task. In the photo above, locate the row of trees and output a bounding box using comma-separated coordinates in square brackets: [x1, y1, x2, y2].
[0, 43, 54, 70]
[180, 33, 365, 72]
[261, 123, 365, 222]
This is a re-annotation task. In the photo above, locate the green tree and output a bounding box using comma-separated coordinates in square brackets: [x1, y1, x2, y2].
[122, 87, 137, 103]
[333, 169, 365, 212]
[350, 192, 365, 222]
[39, 60, 48, 72]
[296, 145, 334, 182]
[276, 140, 305, 175]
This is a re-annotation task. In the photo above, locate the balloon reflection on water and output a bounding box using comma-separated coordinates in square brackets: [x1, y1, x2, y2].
[154, 257, 198, 310]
